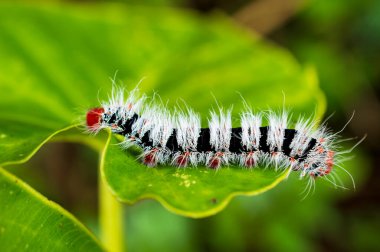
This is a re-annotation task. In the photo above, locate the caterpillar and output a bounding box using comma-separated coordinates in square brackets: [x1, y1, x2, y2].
[86, 86, 359, 185]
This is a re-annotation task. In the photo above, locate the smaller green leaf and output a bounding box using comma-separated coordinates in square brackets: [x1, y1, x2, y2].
[103, 134, 289, 218]
[0, 121, 79, 166]
[0, 167, 103, 252]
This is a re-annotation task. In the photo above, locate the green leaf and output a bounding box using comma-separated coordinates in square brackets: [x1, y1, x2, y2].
[0, 123, 79, 166]
[0, 3, 326, 217]
[103, 133, 290, 218]
[0, 167, 103, 251]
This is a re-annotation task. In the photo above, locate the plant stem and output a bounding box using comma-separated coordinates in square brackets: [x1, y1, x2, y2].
[99, 171, 124, 252]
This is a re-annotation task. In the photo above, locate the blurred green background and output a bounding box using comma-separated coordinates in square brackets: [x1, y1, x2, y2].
[3, 0, 379, 251]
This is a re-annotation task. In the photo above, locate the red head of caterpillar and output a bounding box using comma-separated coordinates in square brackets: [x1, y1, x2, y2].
[86, 107, 104, 130]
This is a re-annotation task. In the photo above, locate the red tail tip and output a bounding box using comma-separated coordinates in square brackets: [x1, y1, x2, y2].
[86, 107, 104, 129]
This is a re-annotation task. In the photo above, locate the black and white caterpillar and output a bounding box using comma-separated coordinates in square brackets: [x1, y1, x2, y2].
[86, 87, 357, 183]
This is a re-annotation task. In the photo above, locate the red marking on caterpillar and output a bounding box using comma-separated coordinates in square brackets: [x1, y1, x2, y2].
[244, 152, 256, 168]
[86, 107, 104, 130]
[174, 152, 190, 167]
[208, 152, 223, 169]
[143, 149, 158, 167]
[86, 86, 365, 195]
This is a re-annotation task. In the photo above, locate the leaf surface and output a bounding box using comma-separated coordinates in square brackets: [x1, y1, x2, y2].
[103, 134, 290, 218]
[0, 167, 103, 251]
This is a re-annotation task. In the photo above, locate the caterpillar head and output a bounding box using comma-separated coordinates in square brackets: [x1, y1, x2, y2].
[86, 107, 104, 130]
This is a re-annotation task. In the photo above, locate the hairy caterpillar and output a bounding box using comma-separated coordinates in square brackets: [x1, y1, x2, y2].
[86, 86, 361, 189]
